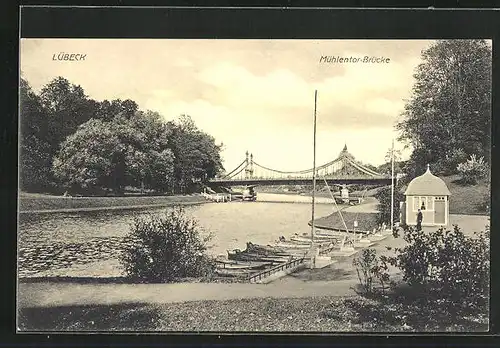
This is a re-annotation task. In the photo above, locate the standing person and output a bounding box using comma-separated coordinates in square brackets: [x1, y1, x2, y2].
[416, 209, 423, 231]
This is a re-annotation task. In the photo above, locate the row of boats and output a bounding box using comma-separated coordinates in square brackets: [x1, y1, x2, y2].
[214, 230, 348, 278]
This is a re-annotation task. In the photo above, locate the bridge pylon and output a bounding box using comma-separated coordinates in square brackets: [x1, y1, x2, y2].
[244, 151, 254, 179]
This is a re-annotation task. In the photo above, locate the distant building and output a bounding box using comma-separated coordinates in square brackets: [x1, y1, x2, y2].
[400, 165, 451, 226]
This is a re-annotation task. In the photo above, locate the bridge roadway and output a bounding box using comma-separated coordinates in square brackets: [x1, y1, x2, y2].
[208, 176, 393, 186]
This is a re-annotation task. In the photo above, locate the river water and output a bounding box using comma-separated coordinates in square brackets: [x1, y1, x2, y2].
[18, 193, 338, 278]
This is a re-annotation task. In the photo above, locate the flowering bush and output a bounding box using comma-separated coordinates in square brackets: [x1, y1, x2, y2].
[457, 154, 487, 185]
[120, 207, 216, 282]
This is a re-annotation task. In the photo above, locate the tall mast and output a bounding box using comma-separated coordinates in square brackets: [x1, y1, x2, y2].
[311, 90, 318, 246]
[390, 138, 395, 231]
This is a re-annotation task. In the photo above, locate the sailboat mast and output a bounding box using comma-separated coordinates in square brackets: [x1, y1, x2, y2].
[390, 138, 395, 231]
[311, 90, 318, 245]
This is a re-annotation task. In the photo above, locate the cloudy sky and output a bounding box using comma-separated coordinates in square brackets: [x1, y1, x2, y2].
[20, 39, 433, 173]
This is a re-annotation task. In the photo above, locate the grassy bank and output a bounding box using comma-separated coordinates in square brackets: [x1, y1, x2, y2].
[18, 294, 488, 332]
[442, 175, 490, 215]
[18, 193, 206, 213]
[312, 211, 379, 232]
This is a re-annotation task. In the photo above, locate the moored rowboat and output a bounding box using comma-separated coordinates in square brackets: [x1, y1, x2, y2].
[290, 235, 340, 244]
[215, 268, 256, 277]
[227, 249, 291, 263]
[245, 242, 289, 256]
[249, 243, 309, 257]
[215, 259, 271, 270]
[274, 241, 312, 249]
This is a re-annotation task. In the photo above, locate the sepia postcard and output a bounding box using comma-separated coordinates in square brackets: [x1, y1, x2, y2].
[18, 32, 491, 333]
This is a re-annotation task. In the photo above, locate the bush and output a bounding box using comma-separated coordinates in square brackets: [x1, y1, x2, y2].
[353, 249, 390, 295]
[120, 207, 216, 282]
[457, 154, 487, 185]
[384, 225, 489, 310]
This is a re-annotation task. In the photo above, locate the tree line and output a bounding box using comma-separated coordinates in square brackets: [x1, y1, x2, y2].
[20, 76, 224, 195]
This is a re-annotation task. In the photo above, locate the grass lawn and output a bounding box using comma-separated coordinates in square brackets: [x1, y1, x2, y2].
[18, 193, 205, 212]
[313, 211, 379, 232]
[18, 293, 488, 332]
[441, 175, 490, 215]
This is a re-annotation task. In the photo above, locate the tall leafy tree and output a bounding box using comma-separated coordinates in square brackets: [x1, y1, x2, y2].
[39, 77, 98, 153]
[397, 40, 491, 178]
[52, 115, 176, 195]
[52, 119, 125, 194]
[167, 115, 224, 193]
[19, 77, 52, 191]
[120, 110, 175, 192]
[95, 99, 139, 122]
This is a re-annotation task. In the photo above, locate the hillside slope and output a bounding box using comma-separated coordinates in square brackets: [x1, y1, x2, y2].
[442, 175, 490, 216]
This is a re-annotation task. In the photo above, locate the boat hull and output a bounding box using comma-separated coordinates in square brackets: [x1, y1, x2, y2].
[227, 250, 290, 263]
[291, 235, 340, 244]
[215, 268, 255, 277]
[215, 260, 271, 270]
[246, 242, 290, 256]
[275, 242, 310, 249]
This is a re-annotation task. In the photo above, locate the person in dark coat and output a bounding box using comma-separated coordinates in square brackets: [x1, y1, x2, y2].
[416, 209, 423, 231]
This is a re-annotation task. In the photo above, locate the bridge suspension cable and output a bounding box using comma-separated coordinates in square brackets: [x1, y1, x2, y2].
[220, 159, 248, 179]
[225, 164, 248, 179]
[344, 157, 383, 177]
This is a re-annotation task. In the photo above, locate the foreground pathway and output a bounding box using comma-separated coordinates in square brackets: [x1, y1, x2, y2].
[18, 276, 360, 308]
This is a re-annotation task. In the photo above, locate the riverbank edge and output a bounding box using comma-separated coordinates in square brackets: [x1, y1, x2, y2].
[18, 195, 208, 214]
[18, 194, 345, 214]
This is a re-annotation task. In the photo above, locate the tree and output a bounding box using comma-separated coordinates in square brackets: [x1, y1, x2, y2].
[374, 182, 405, 226]
[95, 99, 139, 122]
[52, 115, 176, 194]
[397, 40, 491, 177]
[384, 147, 402, 172]
[19, 78, 52, 191]
[39, 77, 98, 153]
[123, 111, 175, 192]
[52, 119, 125, 194]
[167, 115, 224, 193]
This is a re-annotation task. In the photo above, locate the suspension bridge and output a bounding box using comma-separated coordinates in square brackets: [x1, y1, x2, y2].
[208, 145, 393, 187]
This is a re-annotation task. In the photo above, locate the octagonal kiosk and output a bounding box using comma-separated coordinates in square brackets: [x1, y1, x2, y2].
[401, 164, 451, 227]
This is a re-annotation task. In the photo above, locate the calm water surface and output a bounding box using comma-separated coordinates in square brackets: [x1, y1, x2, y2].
[18, 193, 336, 277]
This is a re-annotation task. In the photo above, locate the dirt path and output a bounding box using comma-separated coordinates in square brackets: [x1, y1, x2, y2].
[343, 196, 379, 213]
[18, 276, 360, 309]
